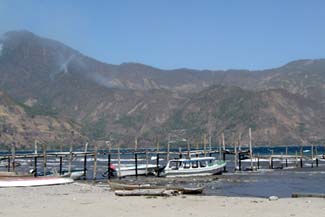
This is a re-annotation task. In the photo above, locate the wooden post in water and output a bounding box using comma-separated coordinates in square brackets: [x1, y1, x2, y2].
[117, 144, 121, 178]
[249, 128, 253, 170]
[203, 133, 207, 157]
[134, 137, 138, 177]
[195, 138, 199, 157]
[179, 147, 182, 159]
[257, 155, 260, 169]
[156, 153, 160, 177]
[11, 144, 16, 172]
[134, 152, 138, 177]
[238, 153, 242, 171]
[145, 150, 149, 176]
[187, 139, 191, 158]
[43, 143, 47, 175]
[295, 150, 298, 167]
[311, 144, 314, 168]
[285, 146, 288, 167]
[234, 138, 238, 171]
[167, 135, 170, 161]
[93, 143, 98, 180]
[84, 142, 88, 180]
[300, 146, 303, 168]
[238, 133, 242, 151]
[134, 137, 138, 152]
[34, 156, 37, 177]
[59, 156, 63, 175]
[270, 150, 274, 169]
[222, 132, 225, 151]
[84, 142, 89, 153]
[106, 141, 110, 180]
[68, 143, 73, 174]
[219, 137, 222, 160]
[156, 137, 160, 153]
[7, 157, 10, 172]
[34, 140, 38, 154]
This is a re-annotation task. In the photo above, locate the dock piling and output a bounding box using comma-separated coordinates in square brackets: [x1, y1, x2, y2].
[135, 153, 138, 177]
[93, 143, 98, 180]
[59, 156, 63, 175]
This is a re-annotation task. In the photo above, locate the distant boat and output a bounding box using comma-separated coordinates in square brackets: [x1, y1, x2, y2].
[0, 176, 73, 187]
[160, 157, 226, 177]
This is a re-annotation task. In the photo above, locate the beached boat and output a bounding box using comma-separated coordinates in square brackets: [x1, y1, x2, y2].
[111, 164, 158, 177]
[0, 171, 33, 177]
[109, 181, 153, 190]
[109, 181, 204, 194]
[160, 157, 226, 177]
[0, 176, 73, 187]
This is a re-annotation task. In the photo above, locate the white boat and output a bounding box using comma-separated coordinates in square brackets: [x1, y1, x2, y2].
[112, 164, 158, 177]
[0, 176, 73, 187]
[160, 157, 226, 177]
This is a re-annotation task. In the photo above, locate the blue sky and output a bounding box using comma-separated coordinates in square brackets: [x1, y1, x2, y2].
[0, 0, 324, 70]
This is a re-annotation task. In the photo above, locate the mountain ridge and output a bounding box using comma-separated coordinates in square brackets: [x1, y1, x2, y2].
[0, 30, 324, 146]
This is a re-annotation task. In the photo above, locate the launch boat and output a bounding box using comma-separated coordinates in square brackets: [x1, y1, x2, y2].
[160, 157, 226, 178]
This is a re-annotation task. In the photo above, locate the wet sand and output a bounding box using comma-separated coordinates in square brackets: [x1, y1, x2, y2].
[0, 182, 324, 217]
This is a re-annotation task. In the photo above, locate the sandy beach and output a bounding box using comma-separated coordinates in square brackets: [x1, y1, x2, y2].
[0, 182, 324, 217]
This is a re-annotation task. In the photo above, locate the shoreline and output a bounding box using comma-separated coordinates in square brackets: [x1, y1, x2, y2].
[0, 183, 324, 217]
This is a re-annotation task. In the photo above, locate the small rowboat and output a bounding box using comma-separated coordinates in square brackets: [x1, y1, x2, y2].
[0, 176, 74, 187]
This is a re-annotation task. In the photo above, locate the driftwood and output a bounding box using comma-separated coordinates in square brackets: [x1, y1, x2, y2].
[115, 189, 178, 197]
[292, 193, 325, 198]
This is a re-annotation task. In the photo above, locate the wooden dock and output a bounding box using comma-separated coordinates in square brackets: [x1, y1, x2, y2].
[0, 142, 323, 180]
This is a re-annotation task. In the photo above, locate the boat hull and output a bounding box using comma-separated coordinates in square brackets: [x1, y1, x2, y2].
[115, 164, 158, 177]
[0, 176, 74, 187]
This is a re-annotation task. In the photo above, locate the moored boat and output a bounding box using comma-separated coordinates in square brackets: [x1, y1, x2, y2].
[160, 157, 226, 177]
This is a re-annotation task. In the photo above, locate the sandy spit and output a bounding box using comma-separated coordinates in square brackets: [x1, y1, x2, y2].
[0, 182, 324, 217]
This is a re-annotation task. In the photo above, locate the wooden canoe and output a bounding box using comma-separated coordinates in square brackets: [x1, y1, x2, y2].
[109, 181, 153, 191]
[109, 181, 204, 194]
[115, 189, 177, 197]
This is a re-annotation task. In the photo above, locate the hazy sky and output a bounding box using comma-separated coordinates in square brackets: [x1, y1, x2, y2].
[0, 0, 324, 70]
